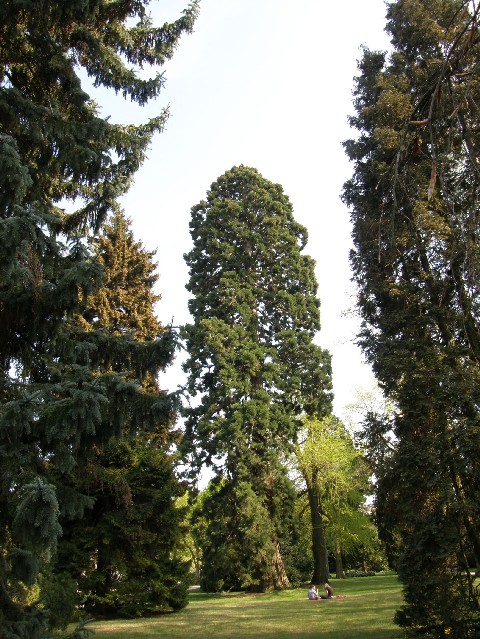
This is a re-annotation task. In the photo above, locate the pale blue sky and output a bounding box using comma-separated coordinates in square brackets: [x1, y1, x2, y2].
[95, 0, 391, 423]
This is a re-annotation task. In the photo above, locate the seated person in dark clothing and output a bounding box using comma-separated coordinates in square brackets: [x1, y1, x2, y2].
[319, 582, 334, 599]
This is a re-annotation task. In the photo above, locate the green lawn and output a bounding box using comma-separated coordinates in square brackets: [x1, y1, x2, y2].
[86, 574, 403, 639]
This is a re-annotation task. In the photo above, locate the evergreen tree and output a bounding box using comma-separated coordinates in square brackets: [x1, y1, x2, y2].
[343, 1, 480, 636]
[59, 435, 189, 618]
[80, 211, 163, 343]
[0, 1, 198, 635]
[174, 490, 205, 583]
[182, 165, 332, 591]
[57, 212, 189, 618]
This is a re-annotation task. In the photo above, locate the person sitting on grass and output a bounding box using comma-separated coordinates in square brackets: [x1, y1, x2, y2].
[308, 584, 319, 600]
[319, 583, 334, 599]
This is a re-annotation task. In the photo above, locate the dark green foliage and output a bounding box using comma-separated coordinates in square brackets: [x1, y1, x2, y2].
[198, 473, 297, 592]
[59, 437, 190, 618]
[12, 478, 62, 560]
[343, 1, 480, 636]
[0, 1, 198, 635]
[40, 571, 78, 631]
[183, 166, 332, 591]
[275, 527, 314, 589]
[55, 212, 190, 618]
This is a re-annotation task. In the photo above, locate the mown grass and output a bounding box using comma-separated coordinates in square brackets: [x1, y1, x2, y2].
[86, 574, 403, 639]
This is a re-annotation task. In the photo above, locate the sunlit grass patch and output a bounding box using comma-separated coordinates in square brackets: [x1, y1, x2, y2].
[85, 573, 403, 639]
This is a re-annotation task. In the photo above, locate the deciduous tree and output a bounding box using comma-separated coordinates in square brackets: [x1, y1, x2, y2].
[295, 415, 371, 583]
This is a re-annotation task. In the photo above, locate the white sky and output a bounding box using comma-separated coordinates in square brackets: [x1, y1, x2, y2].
[94, 0, 391, 424]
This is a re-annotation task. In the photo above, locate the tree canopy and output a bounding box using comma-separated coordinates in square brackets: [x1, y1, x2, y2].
[182, 165, 332, 591]
[295, 415, 373, 583]
[343, 1, 480, 636]
[55, 212, 189, 619]
[0, 1, 198, 635]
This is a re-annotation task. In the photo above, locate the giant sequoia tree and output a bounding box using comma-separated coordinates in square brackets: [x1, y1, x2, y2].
[183, 166, 332, 591]
[0, 1, 198, 636]
[343, 1, 480, 636]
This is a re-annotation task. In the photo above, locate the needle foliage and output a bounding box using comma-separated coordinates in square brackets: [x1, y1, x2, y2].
[343, 1, 480, 636]
[182, 166, 332, 592]
[0, 1, 198, 635]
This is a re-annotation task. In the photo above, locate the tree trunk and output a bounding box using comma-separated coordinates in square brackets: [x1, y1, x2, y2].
[253, 540, 290, 592]
[307, 483, 329, 584]
[271, 541, 291, 590]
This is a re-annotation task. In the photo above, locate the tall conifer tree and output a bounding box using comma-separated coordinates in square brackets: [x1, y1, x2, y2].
[343, 1, 480, 635]
[183, 166, 332, 591]
[57, 212, 188, 618]
[81, 211, 162, 343]
[0, 1, 198, 635]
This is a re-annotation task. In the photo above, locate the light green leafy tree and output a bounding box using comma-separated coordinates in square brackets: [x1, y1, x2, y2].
[295, 415, 372, 583]
[173, 491, 205, 583]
